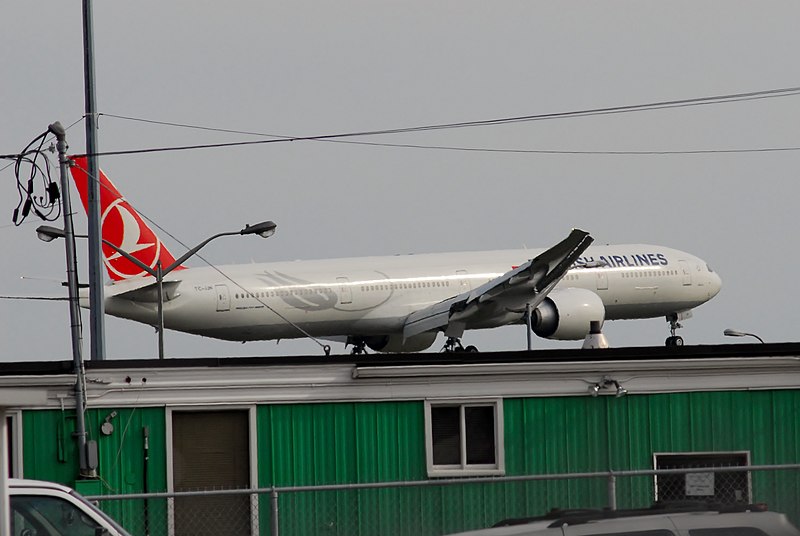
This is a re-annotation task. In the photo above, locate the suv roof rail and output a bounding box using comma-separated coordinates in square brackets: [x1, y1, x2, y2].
[493, 508, 606, 527]
[492, 502, 769, 529]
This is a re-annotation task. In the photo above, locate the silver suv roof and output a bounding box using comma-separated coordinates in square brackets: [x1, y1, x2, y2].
[446, 504, 800, 536]
[8, 478, 75, 494]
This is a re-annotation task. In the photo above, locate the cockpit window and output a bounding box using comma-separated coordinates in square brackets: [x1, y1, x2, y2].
[706, 264, 715, 272]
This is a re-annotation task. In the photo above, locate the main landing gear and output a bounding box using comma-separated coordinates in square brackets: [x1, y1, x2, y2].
[347, 337, 368, 355]
[665, 314, 684, 347]
[441, 336, 479, 353]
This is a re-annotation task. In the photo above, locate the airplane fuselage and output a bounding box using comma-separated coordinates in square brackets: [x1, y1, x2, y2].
[102, 244, 721, 345]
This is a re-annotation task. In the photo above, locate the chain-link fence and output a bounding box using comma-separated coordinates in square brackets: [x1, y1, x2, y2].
[89, 464, 800, 536]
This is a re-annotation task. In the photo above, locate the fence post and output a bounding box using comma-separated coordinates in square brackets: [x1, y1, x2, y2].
[270, 487, 280, 536]
[607, 472, 617, 511]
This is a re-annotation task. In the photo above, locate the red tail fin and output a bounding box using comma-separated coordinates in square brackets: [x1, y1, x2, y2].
[69, 156, 184, 281]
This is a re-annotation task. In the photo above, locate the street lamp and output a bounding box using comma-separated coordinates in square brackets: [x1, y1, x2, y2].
[41, 123, 94, 481]
[37, 220, 277, 358]
[37, 225, 76, 242]
[723, 328, 765, 344]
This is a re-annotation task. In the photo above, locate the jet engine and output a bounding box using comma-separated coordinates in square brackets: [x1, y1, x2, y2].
[532, 288, 605, 340]
[365, 332, 438, 353]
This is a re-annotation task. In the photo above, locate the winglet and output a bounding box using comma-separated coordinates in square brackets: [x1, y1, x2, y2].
[530, 228, 593, 293]
[69, 156, 184, 281]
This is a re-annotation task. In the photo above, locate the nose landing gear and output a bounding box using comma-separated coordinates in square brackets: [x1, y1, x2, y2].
[666, 314, 684, 346]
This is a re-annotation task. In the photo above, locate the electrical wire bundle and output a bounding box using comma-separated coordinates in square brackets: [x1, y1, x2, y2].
[6, 130, 61, 226]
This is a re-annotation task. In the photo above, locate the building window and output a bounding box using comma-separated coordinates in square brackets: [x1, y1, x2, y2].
[425, 399, 504, 477]
[653, 451, 750, 504]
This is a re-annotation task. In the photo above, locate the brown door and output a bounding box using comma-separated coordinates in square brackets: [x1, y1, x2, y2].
[172, 410, 251, 536]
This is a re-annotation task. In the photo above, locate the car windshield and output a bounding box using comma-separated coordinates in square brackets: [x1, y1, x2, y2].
[72, 491, 133, 536]
[11, 492, 132, 536]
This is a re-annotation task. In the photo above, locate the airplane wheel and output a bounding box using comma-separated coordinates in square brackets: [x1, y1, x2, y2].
[665, 336, 684, 347]
[464, 345, 479, 353]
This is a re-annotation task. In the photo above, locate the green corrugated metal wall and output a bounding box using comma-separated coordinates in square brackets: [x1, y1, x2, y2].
[256, 392, 800, 535]
[20, 390, 800, 535]
[23, 407, 167, 536]
[505, 391, 800, 472]
[257, 402, 433, 536]
[504, 391, 800, 524]
[22, 410, 78, 485]
[257, 402, 427, 486]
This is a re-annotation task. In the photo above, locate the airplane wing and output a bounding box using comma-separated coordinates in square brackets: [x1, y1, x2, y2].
[403, 229, 593, 339]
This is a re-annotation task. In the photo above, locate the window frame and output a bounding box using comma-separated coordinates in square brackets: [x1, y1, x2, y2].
[652, 450, 751, 503]
[424, 398, 505, 477]
[6, 410, 22, 478]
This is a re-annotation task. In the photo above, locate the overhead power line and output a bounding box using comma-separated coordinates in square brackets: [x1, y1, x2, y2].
[0, 295, 69, 301]
[2, 88, 799, 162]
[294, 141, 800, 155]
[78, 85, 800, 158]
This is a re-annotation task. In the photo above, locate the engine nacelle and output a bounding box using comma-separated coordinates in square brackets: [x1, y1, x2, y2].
[532, 288, 605, 340]
[365, 332, 438, 353]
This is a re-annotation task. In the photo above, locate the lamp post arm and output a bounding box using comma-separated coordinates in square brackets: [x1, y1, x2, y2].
[100, 221, 271, 279]
[163, 231, 239, 274]
[101, 231, 237, 279]
[101, 240, 158, 278]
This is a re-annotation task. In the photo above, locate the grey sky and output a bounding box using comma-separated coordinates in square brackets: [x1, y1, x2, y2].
[2, 1, 799, 361]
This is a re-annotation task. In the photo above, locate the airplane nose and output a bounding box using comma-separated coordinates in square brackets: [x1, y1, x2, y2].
[709, 271, 722, 298]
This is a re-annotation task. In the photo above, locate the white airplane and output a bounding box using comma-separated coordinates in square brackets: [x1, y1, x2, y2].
[67, 157, 721, 354]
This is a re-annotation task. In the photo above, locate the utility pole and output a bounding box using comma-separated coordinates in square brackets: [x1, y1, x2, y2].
[82, 0, 106, 361]
[49, 122, 94, 477]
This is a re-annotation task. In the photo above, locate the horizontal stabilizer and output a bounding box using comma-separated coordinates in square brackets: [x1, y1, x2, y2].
[107, 279, 182, 303]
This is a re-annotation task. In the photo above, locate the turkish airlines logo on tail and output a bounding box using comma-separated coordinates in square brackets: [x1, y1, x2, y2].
[69, 157, 182, 281]
[101, 198, 167, 280]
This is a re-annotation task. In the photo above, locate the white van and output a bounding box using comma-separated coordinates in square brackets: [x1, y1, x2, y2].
[444, 504, 800, 536]
[9, 478, 131, 536]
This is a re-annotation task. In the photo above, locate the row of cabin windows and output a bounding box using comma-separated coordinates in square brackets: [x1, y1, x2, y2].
[362, 281, 452, 291]
[233, 281, 455, 300]
[622, 270, 678, 278]
[234, 288, 334, 300]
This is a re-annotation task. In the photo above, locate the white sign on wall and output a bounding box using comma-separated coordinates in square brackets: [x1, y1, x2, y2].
[686, 472, 715, 496]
